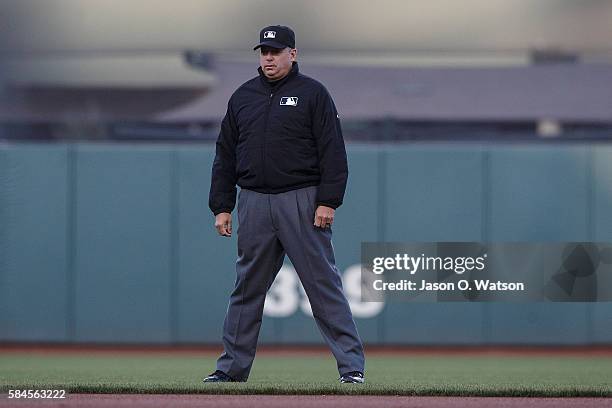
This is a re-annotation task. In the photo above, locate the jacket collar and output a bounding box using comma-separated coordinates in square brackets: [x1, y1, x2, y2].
[258, 61, 299, 89]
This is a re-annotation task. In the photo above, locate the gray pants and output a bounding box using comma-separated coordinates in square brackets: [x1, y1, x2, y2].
[215, 185, 365, 381]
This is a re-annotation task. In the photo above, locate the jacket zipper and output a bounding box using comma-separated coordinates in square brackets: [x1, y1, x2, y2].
[262, 91, 274, 187]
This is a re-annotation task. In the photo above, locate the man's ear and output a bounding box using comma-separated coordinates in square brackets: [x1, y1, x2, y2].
[290, 48, 298, 62]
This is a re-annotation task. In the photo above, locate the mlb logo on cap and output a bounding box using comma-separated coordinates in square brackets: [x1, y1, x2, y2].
[280, 97, 298, 106]
[263, 31, 276, 39]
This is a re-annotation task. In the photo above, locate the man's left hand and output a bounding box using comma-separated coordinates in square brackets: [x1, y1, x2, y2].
[314, 205, 335, 228]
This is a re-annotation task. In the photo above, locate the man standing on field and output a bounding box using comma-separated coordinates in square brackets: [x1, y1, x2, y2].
[205, 25, 365, 384]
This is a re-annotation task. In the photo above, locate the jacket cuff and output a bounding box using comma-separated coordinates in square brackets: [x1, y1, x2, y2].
[315, 201, 339, 210]
[213, 208, 233, 216]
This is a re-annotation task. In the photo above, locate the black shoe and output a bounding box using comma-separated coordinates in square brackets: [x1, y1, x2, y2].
[203, 370, 236, 383]
[339, 371, 365, 384]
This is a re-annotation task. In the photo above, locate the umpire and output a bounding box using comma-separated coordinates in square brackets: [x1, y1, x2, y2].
[204, 25, 365, 384]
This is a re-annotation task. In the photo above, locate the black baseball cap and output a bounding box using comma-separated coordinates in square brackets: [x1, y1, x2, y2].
[253, 25, 295, 50]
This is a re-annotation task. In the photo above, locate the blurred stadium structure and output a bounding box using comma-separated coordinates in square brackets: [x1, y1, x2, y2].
[1, 0, 612, 141]
[1, 1, 612, 346]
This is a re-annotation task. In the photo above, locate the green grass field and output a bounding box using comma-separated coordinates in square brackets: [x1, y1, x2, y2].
[1, 352, 611, 397]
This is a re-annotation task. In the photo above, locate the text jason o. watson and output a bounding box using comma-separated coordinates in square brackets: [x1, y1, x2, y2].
[372, 279, 525, 292]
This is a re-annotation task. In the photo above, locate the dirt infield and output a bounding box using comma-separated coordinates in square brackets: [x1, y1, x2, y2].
[1, 394, 612, 408]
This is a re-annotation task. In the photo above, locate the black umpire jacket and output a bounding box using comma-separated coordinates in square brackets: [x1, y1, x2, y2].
[209, 62, 349, 216]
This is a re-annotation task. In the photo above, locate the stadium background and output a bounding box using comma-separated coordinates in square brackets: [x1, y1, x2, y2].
[2, 0, 612, 347]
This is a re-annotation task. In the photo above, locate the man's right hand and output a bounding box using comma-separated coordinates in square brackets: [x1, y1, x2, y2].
[215, 212, 232, 237]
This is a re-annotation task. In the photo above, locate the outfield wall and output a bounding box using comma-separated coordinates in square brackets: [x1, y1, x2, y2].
[1, 142, 611, 345]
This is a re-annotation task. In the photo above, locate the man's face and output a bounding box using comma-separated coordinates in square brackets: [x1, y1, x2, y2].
[259, 46, 297, 80]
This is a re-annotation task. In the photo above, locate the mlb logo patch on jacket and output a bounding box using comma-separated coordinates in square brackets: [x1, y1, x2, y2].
[280, 97, 299, 106]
